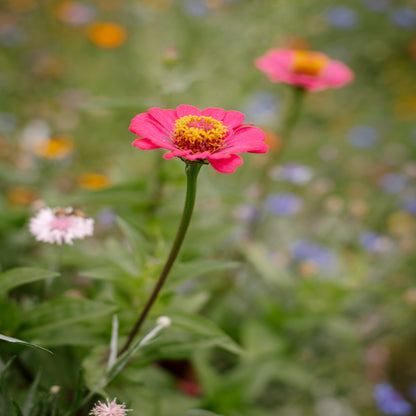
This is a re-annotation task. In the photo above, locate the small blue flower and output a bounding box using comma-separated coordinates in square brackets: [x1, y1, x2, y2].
[347, 126, 380, 148]
[182, 0, 209, 16]
[325, 6, 358, 29]
[390, 7, 416, 29]
[364, 0, 390, 12]
[401, 198, 416, 215]
[243, 91, 280, 126]
[265, 193, 303, 216]
[379, 173, 407, 194]
[360, 232, 393, 254]
[289, 239, 337, 272]
[373, 382, 413, 415]
[0, 113, 17, 133]
[274, 163, 314, 185]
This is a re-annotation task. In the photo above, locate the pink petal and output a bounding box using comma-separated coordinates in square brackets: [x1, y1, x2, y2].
[321, 61, 354, 88]
[133, 138, 166, 150]
[148, 108, 177, 130]
[176, 105, 201, 117]
[201, 107, 226, 120]
[207, 153, 243, 173]
[130, 113, 175, 149]
[222, 110, 246, 128]
[223, 126, 268, 153]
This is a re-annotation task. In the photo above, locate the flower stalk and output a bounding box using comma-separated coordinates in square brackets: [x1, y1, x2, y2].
[118, 161, 203, 355]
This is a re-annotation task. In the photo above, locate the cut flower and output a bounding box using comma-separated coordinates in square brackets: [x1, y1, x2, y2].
[255, 48, 354, 91]
[130, 105, 268, 173]
[29, 207, 94, 245]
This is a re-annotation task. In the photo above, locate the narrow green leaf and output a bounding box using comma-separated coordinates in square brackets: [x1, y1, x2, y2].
[0, 334, 52, 354]
[19, 298, 116, 341]
[23, 372, 41, 416]
[117, 217, 149, 267]
[0, 268, 59, 296]
[165, 260, 240, 290]
[169, 310, 244, 356]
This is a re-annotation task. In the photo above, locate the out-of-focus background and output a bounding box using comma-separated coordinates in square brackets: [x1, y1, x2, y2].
[1, 0, 416, 415]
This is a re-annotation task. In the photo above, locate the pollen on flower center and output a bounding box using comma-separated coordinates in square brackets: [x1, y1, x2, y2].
[172, 115, 228, 154]
[291, 50, 328, 76]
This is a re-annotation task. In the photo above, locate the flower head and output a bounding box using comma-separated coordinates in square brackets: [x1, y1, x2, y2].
[29, 207, 94, 245]
[89, 398, 132, 416]
[130, 105, 268, 173]
[254, 49, 354, 91]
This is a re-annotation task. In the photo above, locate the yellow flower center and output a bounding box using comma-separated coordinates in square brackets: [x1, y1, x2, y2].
[173, 115, 228, 154]
[291, 50, 328, 76]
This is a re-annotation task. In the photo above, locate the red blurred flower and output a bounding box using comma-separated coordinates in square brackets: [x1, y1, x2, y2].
[255, 49, 354, 91]
[130, 105, 268, 173]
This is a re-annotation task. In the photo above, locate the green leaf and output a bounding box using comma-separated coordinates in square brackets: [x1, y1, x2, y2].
[117, 216, 149, 268]
[0, 334, 52, 354]
[0, 268, 59, 296]
[23, 372, 41, 416]
[169, 310, 244, 356]
[19, 297, 116, 342]
[165, 260, 240, 291]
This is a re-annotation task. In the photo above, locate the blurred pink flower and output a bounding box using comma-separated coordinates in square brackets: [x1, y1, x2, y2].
[29, 207, 94, 245]
[89, 398, 132, 416]
[130, 105, 268, 173]
[254, 49, 354, 91]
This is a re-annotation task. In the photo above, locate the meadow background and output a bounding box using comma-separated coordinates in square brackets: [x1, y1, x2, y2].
[1, 0, 416, 415]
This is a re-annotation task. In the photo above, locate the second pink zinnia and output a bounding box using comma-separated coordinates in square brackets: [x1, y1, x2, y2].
[130, 105, 268, 174]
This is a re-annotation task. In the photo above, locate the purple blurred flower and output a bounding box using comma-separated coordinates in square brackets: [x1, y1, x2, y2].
[271, 163, 313, 185]
[364, 0, 390, 12]
[182, 0, 209, 16]
[243, 91, 280, 126]
[0, 113, 17, 133]
[289, 239, 337, 272]
[347, 126, 380, 148]
[325, 6, 358, 29]
[265, 193, 303, 216]
[0, 24, 24, 47]
[379, 173, 407, 194]
[401, 198, 416, 215]
[233, 204, 259, 222]
[390, 7, 416, 29]
[360, 232, 393, 254]
[373, 382, 412, 415]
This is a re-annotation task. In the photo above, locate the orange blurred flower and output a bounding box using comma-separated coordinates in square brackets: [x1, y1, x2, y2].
[33, 136, 74, 159]
[7, 186, 38, 206]
[88, 22, 127, 48]
[263, 129, 282, 153]
[77, 173, 112, 190]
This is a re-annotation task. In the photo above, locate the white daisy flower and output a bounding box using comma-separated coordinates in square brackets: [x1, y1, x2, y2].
[89, 398, 132, 416]
[29, 207, 94, 245]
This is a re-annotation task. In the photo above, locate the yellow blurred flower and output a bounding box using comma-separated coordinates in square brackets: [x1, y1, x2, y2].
[388, 211, 416, 236]
[88, 22, 127, 49]
[77, 173, 111, 190]
[7, 186, 38, 206]
[33, 136, 74, 159]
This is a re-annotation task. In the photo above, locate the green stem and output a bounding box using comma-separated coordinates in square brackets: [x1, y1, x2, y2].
[277, 85, 305, 160]
[118, 161, 203, 356]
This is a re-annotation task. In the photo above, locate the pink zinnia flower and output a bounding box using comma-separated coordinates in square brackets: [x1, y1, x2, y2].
[130, 105, 268, 173]
[254, 49, 354, 91]
[89, 398, 132, 416]
[29, 207, 94, 245]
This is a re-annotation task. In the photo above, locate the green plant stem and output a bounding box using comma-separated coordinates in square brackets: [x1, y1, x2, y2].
[118, 161, 203, 356]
